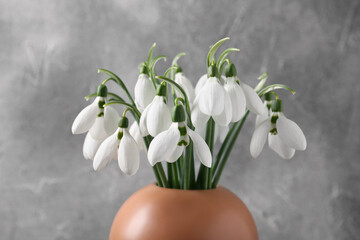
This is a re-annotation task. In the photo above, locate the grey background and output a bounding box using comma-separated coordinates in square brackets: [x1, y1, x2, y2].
[1, 0, 359, 239]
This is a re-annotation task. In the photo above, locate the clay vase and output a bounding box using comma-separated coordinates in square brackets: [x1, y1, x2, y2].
[109, 184, 258, 240]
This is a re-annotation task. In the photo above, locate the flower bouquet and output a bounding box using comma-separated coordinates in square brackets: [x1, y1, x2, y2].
[71, 37, 306, 240]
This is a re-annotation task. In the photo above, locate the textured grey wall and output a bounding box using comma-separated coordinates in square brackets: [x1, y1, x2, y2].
[1, 0, 360, 239]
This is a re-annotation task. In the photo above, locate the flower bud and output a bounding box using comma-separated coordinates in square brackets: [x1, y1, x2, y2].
[156, 82, 167, 97]
[118, 116, 129, 128]
[139, 64, 149, 75]
[264, 92, 274, 101]
[225, 63, 237, 77]
[175, 66, 183, 74]
[171, 104, 186, 122]
[97, 84, 108, 97]
[207, 64, 218, 77]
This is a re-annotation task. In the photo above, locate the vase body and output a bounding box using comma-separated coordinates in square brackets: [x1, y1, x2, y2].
[109, 184, 258, 240]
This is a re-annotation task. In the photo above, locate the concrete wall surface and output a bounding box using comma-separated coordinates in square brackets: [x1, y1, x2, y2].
[0, 0, 359, 239]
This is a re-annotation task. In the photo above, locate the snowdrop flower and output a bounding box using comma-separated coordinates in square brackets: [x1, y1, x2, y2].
[225, 63, 267, 120]
[82, 132, 103, 160]
[174, 67, 195, 103]
[140, 82, 172, 137]
[134, 65, 155, 112]
[129, 121, 146, 152]
[195, 74, 207, 96]
[191, 64, 232, 128]
[250, 99, 307, 159]
[148, 103, 212, 167]
[224, 63, 246, 122]
[72, 84, 119, 160]
[93, 116, 140, 175]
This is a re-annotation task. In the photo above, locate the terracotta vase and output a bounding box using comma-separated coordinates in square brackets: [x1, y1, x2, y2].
[109, 184, 258, 240]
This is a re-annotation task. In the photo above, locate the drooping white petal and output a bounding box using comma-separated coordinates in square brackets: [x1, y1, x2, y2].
[187, 128, 212, 168]
[195, 74, 207, 95]
[146, 96, 172, 137]
[255, 110, 269, 128]
[175, 73, 196, 103]
[134, 74, 156, 112]
[168, 145, 185, 163]
[191, 98, 210, 129]
[240, 83, 267, 116]
[104, 106, 120, 135]
[277, 114, 307, 150]
[89, 116, 108, 140]
[268, 134, 295, 159]
[93, 129, 119, 171]
[224, 77, 246, 122]
[139, 104, 150, 136]
[197, 77, 225, 116]
[129, 122, 146, 152]
[118, 129, 140, 175]
[147, 123, 180, 166]
[83, 132, 103, 160]
[71, 97, 100, 134]
[250, 119, 270, 158]
[213, 89, 232, 126]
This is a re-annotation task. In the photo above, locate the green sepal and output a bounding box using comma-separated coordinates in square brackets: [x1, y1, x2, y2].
[118, 117, 129, 128]
[271, 99, 283, 112]
[97, 84, 108, 97]
[264, 92, 274, 101]
[225, 63, 237, 77]
[172, 104, 186, 122]
[207, 64, 218, 77]
[175, 66, 183, 73]
[156, 82, 167, 97]
[140, 64, 149, 75]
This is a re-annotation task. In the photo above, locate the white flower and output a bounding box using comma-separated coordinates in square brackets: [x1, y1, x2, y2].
[148, 122, 212, 167]
[175, 71, 195, 103]
[93, 127, 140, 175]
[139, 92, 171, 137]
[250, 100, 306, 159]
[192, 75, 232, 127]
[195, 74, 207, 96]
[224, 76, 246, 122]
[82, 132, 103, 160]
[129, 122, 146, 152]
[71, 96, 119, 139]
[224, 63, 267, 118]
[134, 73, 155, 112]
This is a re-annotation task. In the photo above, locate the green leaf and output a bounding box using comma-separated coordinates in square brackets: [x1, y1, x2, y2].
[254, 72, 268, 93]
[216, 48, 240, 68]
[147, 43, 156, 65]
[207, 37, 230, 67]
[149, 55, 167, 70]
[258, 84, 296, 97]
[172, 52, 186, 66]
[164, 66, 178, 78]
[84, 92, 97, 101]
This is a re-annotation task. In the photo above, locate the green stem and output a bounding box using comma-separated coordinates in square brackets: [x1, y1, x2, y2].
[210, 123, 237, 176]
[171, 162, 180, 189]
[183, 141, 193, 189]
[156, 163, 169, 188]
[177, 156, 183, 188]
[212, 111, 250, 188]
[98, 68, 136, 106]
[143, 136, 162, 187]
[167, 163, 174, 188]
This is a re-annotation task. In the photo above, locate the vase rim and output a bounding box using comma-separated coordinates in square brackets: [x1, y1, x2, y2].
[152, 182, 223, 192]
